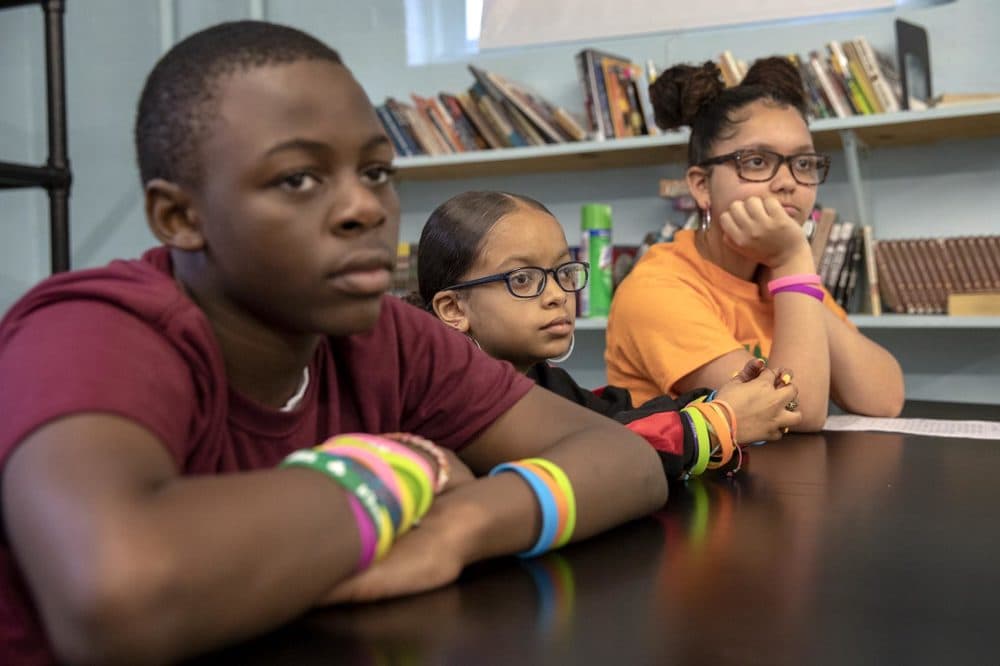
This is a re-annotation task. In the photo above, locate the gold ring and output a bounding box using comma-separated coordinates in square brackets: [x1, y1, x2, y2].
[785, 400, 798, 411]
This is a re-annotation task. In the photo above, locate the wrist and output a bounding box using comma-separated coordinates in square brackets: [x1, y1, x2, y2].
[427, 491, 495, 566]
[770, 245, 815, 276]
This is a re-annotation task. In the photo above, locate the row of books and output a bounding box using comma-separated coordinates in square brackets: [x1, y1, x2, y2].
[875, 235, 1000, 315]
[375, 66, 587, 157]
[808, 209, 872, 314]
[379, 30, 927, 157]
[575, 48, 659, 141]
[719, 36, 903, 121]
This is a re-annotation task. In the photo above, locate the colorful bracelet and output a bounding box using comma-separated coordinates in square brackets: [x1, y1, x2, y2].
[767, 272, 822, 292]
[345, 494, 378, 571]
[318, 443, 409, 532]
[490, 462, 561, 558]
[317, 436, 421, 533]
[383, 432, 451, 494]
[696, 402, 735, 469]
[280, 449, 392, 562]
[681, 407, 711, 477]
[332, 434, 435, 524]
[711, 399, 739, 447]
[522, 458, 577, 549]
[771, 283, 825, 301]
[519, 461, 570, 548]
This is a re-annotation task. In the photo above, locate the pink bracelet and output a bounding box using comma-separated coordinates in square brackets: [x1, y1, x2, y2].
[319, 442, 403, 498]
[346, 494, 378, 571]
[767, 273, 822, 293]
[772, 283, 824, 301]
[349, 434, 436, 486]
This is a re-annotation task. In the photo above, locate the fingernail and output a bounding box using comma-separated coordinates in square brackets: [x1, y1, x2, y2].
[731, 371, 741, 378]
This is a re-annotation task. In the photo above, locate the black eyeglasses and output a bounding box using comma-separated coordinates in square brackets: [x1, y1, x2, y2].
[698, 148, 831, 185]
[443, 261, 590, 299]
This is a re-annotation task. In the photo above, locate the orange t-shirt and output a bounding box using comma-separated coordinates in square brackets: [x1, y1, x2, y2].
[605, 229, 853, 404]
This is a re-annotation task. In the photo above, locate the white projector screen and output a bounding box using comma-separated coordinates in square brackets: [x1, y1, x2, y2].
[479, 0, 896, 49]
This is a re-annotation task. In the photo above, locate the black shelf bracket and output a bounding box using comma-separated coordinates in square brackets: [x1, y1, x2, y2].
[1, 0, 71, 273]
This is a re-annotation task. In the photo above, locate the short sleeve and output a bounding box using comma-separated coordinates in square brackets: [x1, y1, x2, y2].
[608, 281, 743, 396]
[0, 301, 200, 469]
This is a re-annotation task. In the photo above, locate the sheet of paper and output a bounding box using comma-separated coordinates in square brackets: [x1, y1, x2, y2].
[823, 415, 1000, 440]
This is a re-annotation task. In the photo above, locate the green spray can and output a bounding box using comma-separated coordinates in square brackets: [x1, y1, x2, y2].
[580, 203, 613, 317]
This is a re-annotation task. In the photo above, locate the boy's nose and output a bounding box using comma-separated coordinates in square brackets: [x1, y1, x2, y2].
[329, 180, 387, 235]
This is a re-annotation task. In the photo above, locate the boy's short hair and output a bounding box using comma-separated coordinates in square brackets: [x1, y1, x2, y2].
[134, 20, 343, 187]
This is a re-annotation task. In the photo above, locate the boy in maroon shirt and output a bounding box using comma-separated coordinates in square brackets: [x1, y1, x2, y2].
[0, 21, 666, 664]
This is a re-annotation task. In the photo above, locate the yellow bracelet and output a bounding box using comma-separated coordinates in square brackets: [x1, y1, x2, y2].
[523, 458, 577, 549]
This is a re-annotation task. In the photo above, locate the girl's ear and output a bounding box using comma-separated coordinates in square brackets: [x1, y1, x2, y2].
[145, 178, 205, 251]
[432, 290, 470, 334]
[686, 165, 711, 212]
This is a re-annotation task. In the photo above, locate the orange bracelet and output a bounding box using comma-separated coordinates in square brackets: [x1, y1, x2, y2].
[710, 399, 739, 446]
[520, 460, 569, 544]
[691, 403, 734, 469]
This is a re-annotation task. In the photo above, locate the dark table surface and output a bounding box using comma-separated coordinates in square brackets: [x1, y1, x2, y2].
[200, 401, 1000, 665]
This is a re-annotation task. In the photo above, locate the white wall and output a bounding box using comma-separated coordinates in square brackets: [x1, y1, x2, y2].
[2, 0, 998, 401]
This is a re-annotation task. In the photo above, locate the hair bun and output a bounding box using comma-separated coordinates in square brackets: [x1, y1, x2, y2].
[648, 61, 725, 130]
[741, 56, 807, 109]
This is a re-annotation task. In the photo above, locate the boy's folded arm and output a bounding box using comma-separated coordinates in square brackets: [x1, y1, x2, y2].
[320, 386, 669, 605]
[2, 413, 363, 665]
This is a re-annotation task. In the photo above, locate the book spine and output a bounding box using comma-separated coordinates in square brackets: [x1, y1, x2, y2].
[600, 59, 628, 138]
[374, 104, 411, 157]
[455, 92, 503, 149]
[810, 53, 853, 118]
[853, 37, 901, 113]
[440, 93, 487, 150]
[575, 50, 599, 138]
[828, 41, 873, 115]
[632, 67, 660, 136]
[861, 226, 881, 316]
[880, 241, 917, 313]
[976, 236, 1000, 290]
[843, 40, 883, 114]
[384, 98, 425, 156]
[585, 50, 615, 140]
[875, 242, 905, 313]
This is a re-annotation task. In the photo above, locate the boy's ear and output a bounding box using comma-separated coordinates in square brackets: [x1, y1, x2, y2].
[145, 178, 205, 251]
[431, 291, 470, 334]
[686, 165, 711, 212]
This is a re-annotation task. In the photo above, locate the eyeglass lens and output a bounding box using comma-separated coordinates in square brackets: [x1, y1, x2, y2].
[738, 150, 827, 184]
[507, 263, 588, 297]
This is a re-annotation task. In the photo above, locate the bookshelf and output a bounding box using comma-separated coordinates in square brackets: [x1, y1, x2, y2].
[394, 101, 1000, 181]
[576, 314, 1000, 330]
[396, 101, 1000, 335]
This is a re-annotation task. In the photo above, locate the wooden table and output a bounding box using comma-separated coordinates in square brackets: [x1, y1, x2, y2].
[198, 401, 1000, 665]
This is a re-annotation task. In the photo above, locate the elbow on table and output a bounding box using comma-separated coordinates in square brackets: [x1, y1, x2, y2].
[46, 541, 181, 665]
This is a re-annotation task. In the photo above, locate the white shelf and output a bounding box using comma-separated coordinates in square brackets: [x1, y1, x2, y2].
[575, 317, 608, 331]
[394, 102, 1000, 181]
[851, 315, 1000, 329]
[574, 314, 1000, 331]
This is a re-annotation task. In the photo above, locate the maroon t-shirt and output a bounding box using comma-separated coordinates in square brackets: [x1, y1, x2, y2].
[0, 247, 533, 664]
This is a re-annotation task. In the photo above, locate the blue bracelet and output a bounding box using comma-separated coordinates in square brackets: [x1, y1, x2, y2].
[490, 462, 560, 558]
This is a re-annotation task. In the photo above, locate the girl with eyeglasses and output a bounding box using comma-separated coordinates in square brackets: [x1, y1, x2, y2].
[606, 57, 904, 431]
[411, 190, 801, 481]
